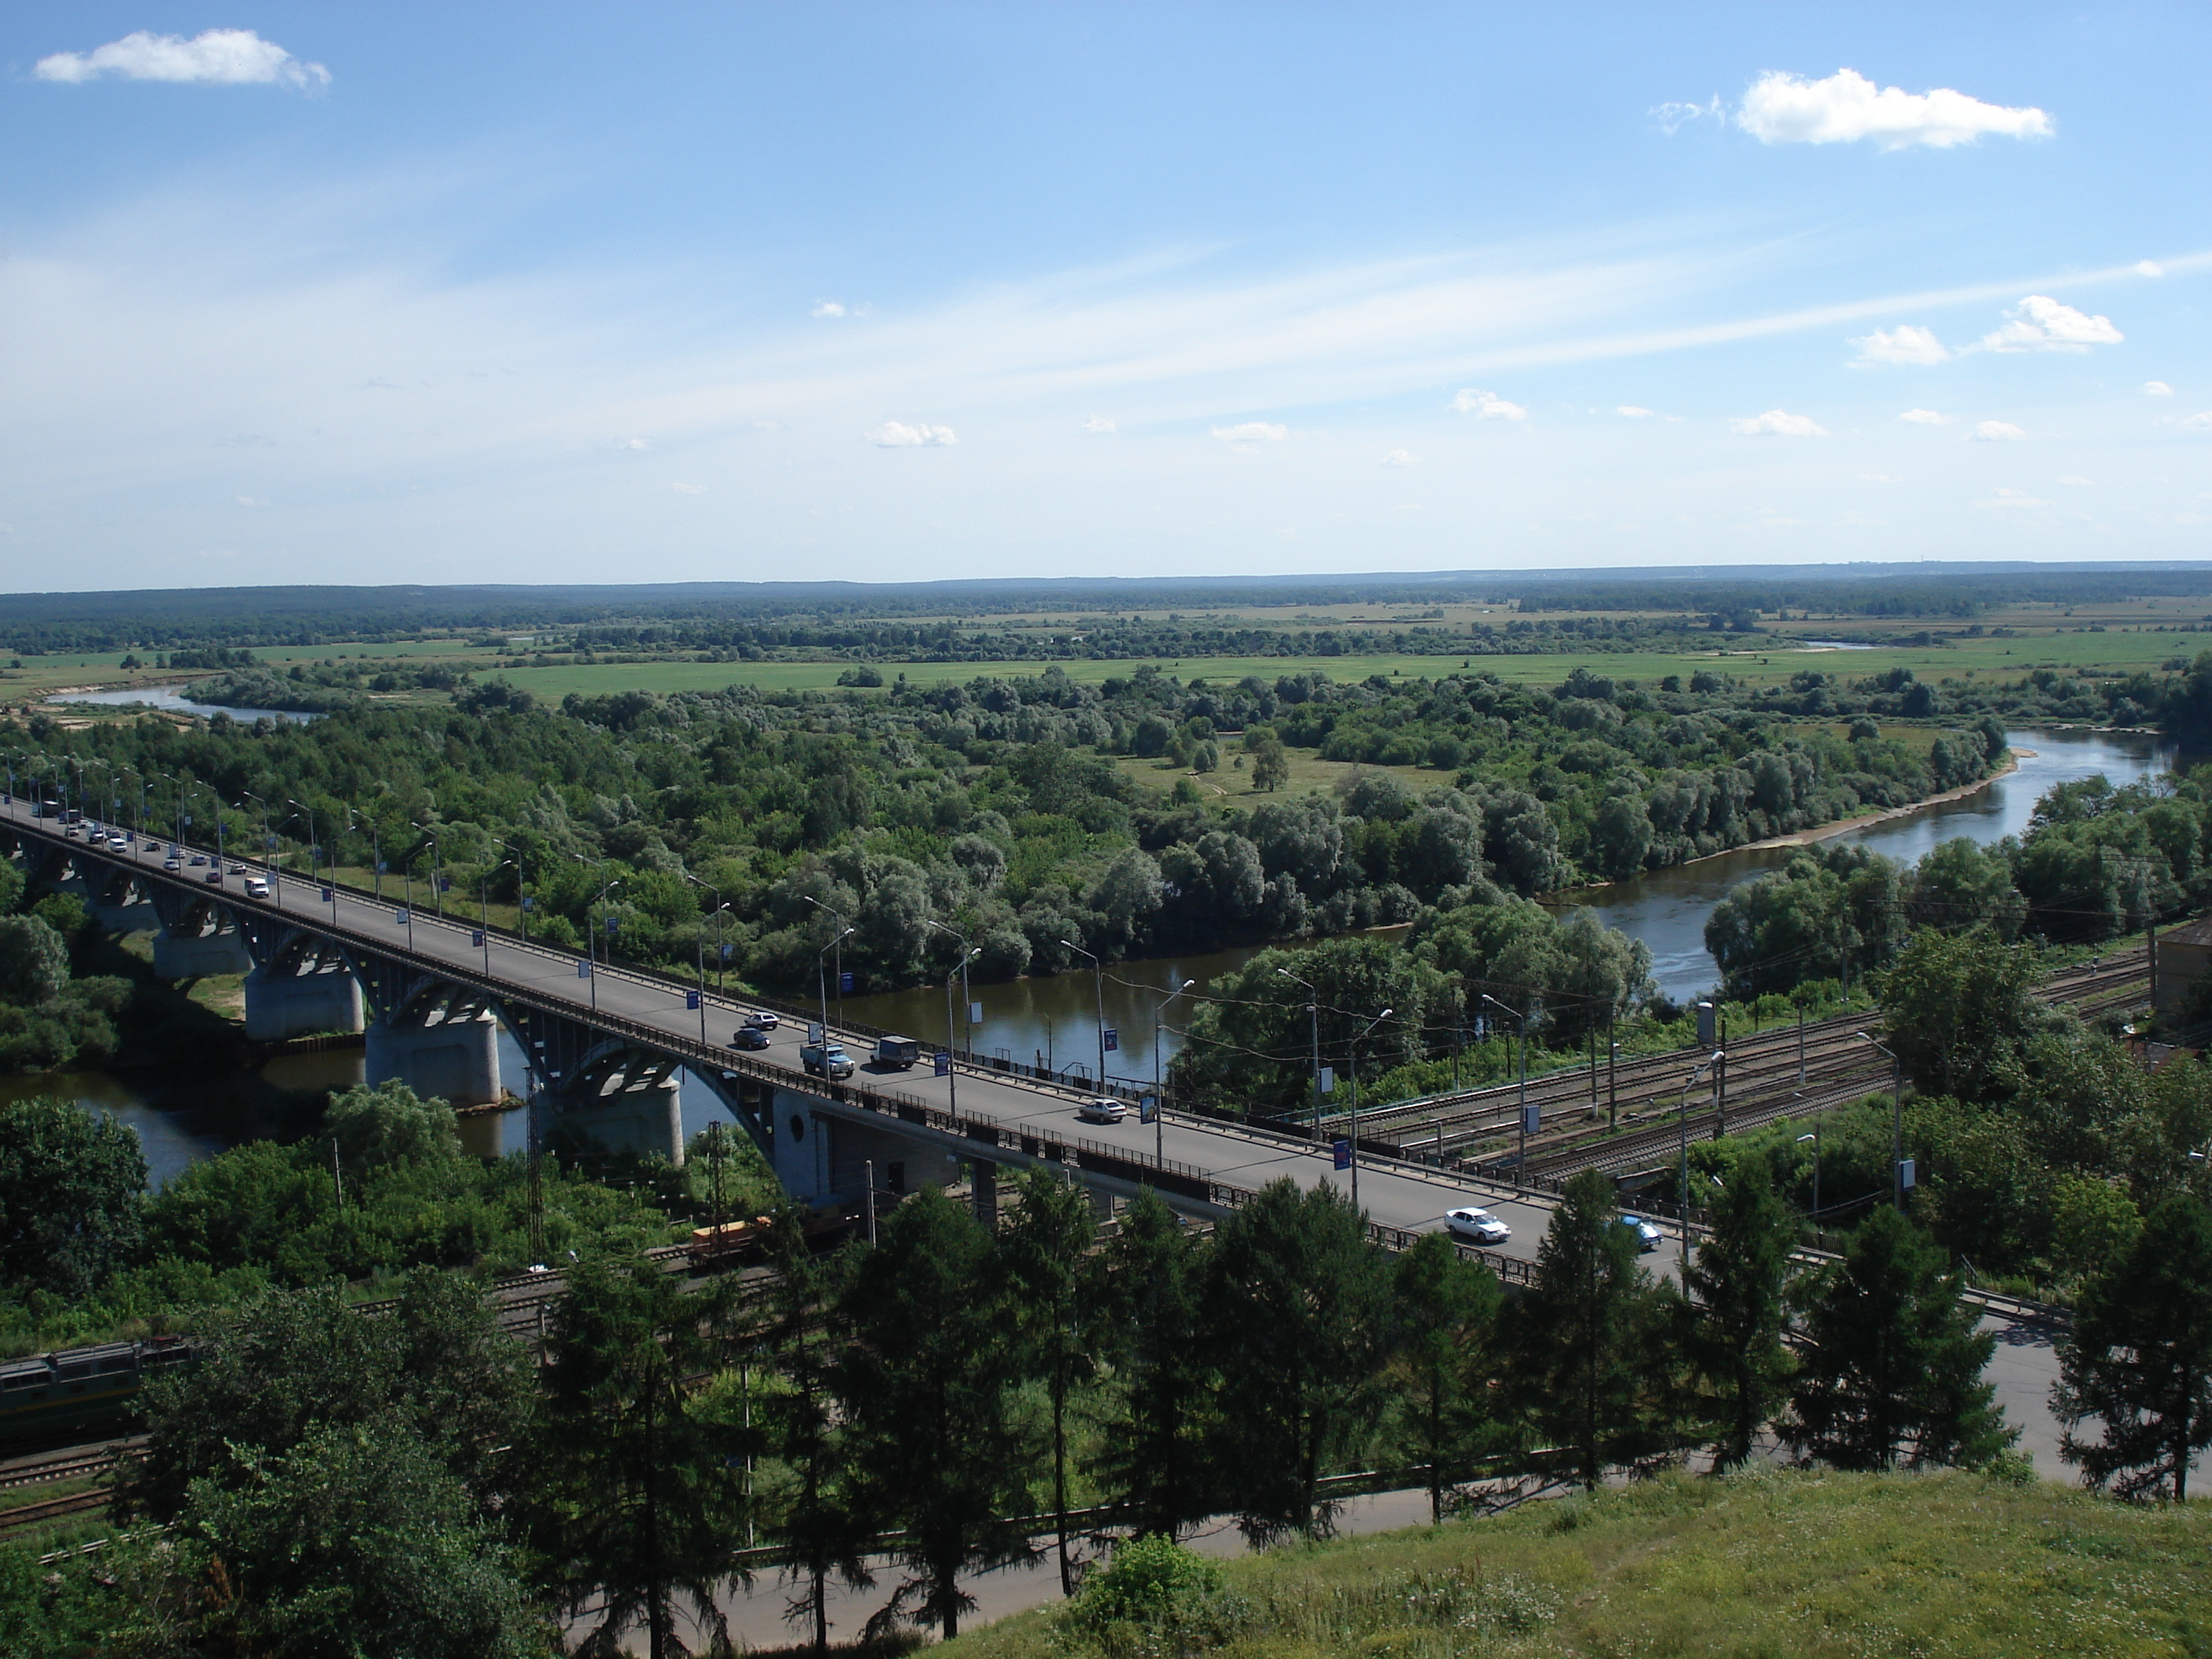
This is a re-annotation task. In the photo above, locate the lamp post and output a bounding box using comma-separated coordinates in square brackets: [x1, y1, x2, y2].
[1481, 994, 1529, 1192]
[1856, 1031, 1907, 1211]
[1796, 1128, 1822, 1248]
[681, 871, 726, 1022]
[240, 792, 276, 904]
[1346, 1007, 1393, 1214]
[1275, 967, 1324, 1140]
[288, 800, 332, 917]
[499, 839, 530, 945]
[481, 859, 512, 975]
[941, 947, 980, 1112]
[1152, 978, 1196, 1166]
[350, 808, 384, 902]
[815, 928, 854, 1046]
[1060, 940, 1108, 1094]
[1679, 1052, 1723, 1276]
[417, 826, 445, 919]
[927, 920, 979, 1063]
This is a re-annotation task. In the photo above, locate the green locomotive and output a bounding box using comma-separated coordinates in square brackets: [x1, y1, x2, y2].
[0, 1339, 195, 1445]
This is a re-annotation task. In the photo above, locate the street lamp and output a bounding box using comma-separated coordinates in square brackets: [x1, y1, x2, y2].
[681, 871, 727, 1015]
[802, 896, 849, 1029]
[1345, 1007, 1393, 1214]
[1481, 994, 1531, 1192]
[1060, 939, 1107, 1093]
[1275, 967, 1325, 1140]
[1796, 1129, 1823, 1248]
[1855, 1031, 1907, 1211]
[499, 839, 531, 945]
[927, 920, 980, 1064]
[1152, 978, 1196, 1165]
[287, 799, 331, 917]
[349, 808, 384, 903]
[480, 859, 513, 975]
[940, 947, 981, 1112]
[1679, 1051, 1723, 1276]
[815, 927, 854, 1046]
[242, 792, 277, 906]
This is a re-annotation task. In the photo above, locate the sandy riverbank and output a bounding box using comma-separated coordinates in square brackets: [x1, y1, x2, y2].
[1683, 748, 2033, 865]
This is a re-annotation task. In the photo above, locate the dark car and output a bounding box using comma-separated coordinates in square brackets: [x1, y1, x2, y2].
[729, 1027, 772, 1051]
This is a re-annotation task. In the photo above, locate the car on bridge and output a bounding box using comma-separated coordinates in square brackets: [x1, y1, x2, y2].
[745, 1009, 779, 1031]
[729, 1026, 771, 1051]
[1617, 1214, 1664, 1252]
[243, 876, 270, 898]
[800, 1042, 855, 1080]
[873, 1035, 921, 1069]
[163, 855, 182, 871]
[203, 868, 223, 884]
[1076, 1097, 1127, 1124]
[1444, 1206, 1511, 1246]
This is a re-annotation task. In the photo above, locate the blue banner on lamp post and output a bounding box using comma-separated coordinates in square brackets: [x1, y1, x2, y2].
[1332, 1137, 1352, 1170]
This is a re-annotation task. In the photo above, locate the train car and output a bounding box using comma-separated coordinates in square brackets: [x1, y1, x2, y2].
[0, 1338, 195, 1445]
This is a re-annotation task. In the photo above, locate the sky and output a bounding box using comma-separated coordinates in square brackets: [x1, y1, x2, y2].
[1, 3, 2207, 592]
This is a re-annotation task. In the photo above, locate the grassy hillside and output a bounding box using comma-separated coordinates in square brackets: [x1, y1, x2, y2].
[948, 1470, 2212, 1659]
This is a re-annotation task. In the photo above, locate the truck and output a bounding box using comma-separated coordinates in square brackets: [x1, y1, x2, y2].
[873, 1035, 921, 1070]
[800, 1042, 855, 1080]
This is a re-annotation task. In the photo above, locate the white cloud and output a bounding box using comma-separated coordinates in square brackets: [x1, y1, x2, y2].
[2178, 412, 2212, 431]
[672, 482, 705, 495]
[868, 421, 958, 447]
[1980, 295, 2122, 353]
[1082, 415, 1117, 433]
[1985, 488, 2050, 508]
[1969, 419, 2028, 441]
[234, 494, 268, 507]
[1615, 405, 1655, 418]
[2144, 381, 2175, 397]
[811, 302, 848, 319]
[1381, 449, 1418, 467]
[2137, 261, 2166, 277]
[2058, 476, 2094, 485]
[1210, 421, 1287, 441]
[749, 419, 784, 432]
[1451, 389, 1526, 419]
[1728, 409, 1826, 437]
[1737, 68, 2051, 150]
[1897, 408, 1948, 425]
[35, 28, 328, 89]
[1850, 324, 1948, 365]
[616, 437, 649, 451]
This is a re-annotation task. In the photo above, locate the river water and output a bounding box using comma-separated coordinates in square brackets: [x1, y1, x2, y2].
[9, 726, 2174, 1167]
[46, 685, 318, 723]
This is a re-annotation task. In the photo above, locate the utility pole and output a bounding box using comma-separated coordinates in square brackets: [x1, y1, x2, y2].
[1481, 993, 1528, 1192]
[1346, 1007, 1393, 1215]
[1276, 968, 1324, 1139]
[1152, 977, 1196, 1166]
[1061, 940, 1107, 1093]
[1858, 1031, 1907, 1210]
[1679, 1052, 1722, 1277]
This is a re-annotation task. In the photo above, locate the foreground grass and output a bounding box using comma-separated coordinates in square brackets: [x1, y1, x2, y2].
[948, 1469, 2212, 1659]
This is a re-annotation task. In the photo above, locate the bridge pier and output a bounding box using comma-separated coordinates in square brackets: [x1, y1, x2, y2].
[768, 1087, 958, 1210]
[558, 1082, 684, 1166]
[365, 1011, 501, 1108]
[153, 925, 253, 978]
[243, 965, 364, 1043]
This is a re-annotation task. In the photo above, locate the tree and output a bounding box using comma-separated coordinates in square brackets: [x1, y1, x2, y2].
[326, 1079, 463, 1174]
[1681, 1160, 1797, 1470]
[1785, 1207, 2014, 1470]
[1244, 725, 1290, 793]
[835, 1185, 1027, 1639]
[762, 1211, 871, 1659]
[178, 1423, 545, 1659]
[1204, 1177, 1392, 1543]
[526, 1258, 746, 1659]
[1522, 1169, 1669, 1489]
[1881, 927, 2046, 1104]
[1389, 1230, 1507, 1522]
[1097, 1188, 1215, 1540]
[1000, 1168, 1101, 1595]
[0, 915, 69, 1005]
[2052, 1195, 2212, 1501]
[0, 1096, 145, 1298]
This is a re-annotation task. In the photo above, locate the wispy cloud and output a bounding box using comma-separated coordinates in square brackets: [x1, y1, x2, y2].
[36, 28, 328, 90]
[672, 482, 705, 494]
[811, 301, 848, 319]
[1381, 449, 1418, 467]
[2144, 381, 2175, 397]
[1614, 405, 1655, 418]
[1651, 96, 1723, 134]
[1729, 409, 1826, 437]
[1212, 422, 1287, 442]
[1082, 415, 1117, 433]
[1737, 68, 2051, 150]
[1897, 408, 1948, 425]
[868, 421, 958, 448]
[616, 437, 650, 451]
[1969, 419, 2028, 441]
[1985, 487, 2050, 507]
[1451, 389, 1526, 420]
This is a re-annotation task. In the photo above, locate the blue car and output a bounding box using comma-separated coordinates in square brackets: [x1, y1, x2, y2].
[1617, 1214, 1664, 1253]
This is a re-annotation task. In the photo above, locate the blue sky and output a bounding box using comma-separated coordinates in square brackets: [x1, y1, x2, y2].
[2, 4, 2206, 591]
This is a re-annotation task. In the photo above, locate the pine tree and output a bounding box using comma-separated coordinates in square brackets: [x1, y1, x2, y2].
[1097, 1188, 1215, 1540]
[834, 1185, 1027, 1639]
[1682, 1160, 1798, 1470]
[762, 1210, 871, 1657]
[524, 1258, 747, 1659]
[1000, 1168, 1101, 1596]
[1389, 1229, 1508, 1521]
[1522, 1168, 1670, 1489]
[1204, 1177, 1392, 1544]
[2053, 1194, 2212, 1501]
[1786, 1207, 2014, 1470]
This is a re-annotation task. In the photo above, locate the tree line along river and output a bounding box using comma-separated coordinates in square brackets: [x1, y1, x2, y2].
[0, 727, 2173, 1182]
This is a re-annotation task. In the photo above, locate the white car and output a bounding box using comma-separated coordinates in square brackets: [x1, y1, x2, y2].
[1444, 1207, 1511, 1247]
[745, 1009, 780, 1031]
[1076, 1097, 1127, 1125]
[243, 876, 270, 898]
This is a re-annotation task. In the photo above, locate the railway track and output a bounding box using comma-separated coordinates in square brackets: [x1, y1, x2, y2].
[0, 1437, 140, 1495]
[0, 1485, 112, 1536]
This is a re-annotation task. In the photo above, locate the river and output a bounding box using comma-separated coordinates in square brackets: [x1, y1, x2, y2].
[8, 726, 2175, 1167]
[46, 685, 318, 723]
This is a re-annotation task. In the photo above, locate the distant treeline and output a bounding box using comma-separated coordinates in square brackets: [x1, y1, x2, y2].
[11, 563, 2212, 652]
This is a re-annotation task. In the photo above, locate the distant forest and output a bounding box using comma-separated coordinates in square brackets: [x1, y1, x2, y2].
[10, 562, 2212, 653]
